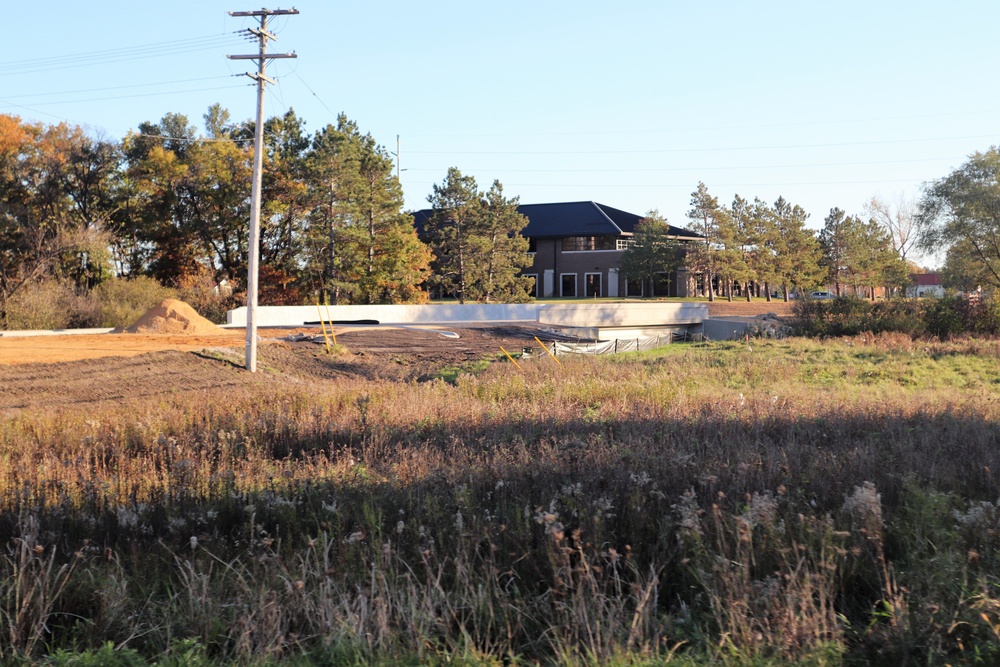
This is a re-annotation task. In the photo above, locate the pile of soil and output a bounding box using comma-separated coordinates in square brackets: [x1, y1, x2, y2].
[124, 299, 221, 334]
[707, 300, 795, 318]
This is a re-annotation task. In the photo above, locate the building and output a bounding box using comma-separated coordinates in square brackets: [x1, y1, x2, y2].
[412, 201, 703, 298]
[906, 273, 945, 298]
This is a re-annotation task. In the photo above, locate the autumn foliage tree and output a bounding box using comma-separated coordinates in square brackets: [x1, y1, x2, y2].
[0, 115, 118, 326]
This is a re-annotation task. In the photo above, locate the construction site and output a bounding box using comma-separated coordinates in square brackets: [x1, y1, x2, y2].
[0, 298, 792, 412]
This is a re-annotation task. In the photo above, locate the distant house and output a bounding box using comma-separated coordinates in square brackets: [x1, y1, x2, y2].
[906, 273, 945, 298]
[411, 201, 703, 298]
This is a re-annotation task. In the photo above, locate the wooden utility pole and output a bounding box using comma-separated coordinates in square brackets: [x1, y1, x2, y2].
[227, 7, 298, 372]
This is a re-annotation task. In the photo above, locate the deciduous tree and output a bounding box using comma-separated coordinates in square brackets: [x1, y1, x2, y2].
[0, 116, 114, 326]
[918, 147, 1000, 288]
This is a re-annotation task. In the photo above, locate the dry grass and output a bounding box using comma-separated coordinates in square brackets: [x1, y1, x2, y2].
[2, 336, 1000, 665]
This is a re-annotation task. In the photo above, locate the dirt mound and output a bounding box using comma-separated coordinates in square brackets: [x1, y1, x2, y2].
[707, 300, 795, 318]
[124, 299, 221, 334]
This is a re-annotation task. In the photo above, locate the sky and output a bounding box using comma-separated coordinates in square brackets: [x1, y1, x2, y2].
[5, 2, 999, 267]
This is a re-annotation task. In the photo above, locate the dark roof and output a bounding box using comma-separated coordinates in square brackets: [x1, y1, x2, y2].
[410, 201, 702, 240]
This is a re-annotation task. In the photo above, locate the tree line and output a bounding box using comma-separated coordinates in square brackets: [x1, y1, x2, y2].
[0, 107, 530, 326]
[606, 146, 1000, 303]
[622, 185, 910, 302]
[3, 103, 1000, 327]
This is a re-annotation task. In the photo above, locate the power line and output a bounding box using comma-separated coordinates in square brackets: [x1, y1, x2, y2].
[0, 35, 248, 77]
[0, 76, 235, 100]
[403, 109, 1000, 139]
[398, 156, 963, 174]
[0, 33, 246, 70]
[0, 84, 246, 109]
[291, 71, 338, 120]
[404, 178, 927, 189]
[124, 132, 254, 145]
[406, 133, 998, 156]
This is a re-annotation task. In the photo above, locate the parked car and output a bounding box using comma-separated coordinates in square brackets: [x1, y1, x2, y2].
[809, 291, 835, 300]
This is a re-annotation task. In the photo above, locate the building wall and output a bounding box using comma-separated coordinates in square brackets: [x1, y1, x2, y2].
[523, 238, 697, 298]
[525, 239, 628, 297]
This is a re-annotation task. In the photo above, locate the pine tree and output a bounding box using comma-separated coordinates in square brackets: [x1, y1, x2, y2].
[304, 115, 430, 304]
[686, 182, 723, 300]
[770, 197, 822, 300]
[426, 168, 480, 303]
[466, 181, 532, 303]
[618, 210, 682, 297]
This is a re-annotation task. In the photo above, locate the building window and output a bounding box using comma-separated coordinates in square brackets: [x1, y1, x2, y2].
[653, 272, 673, 297]
[560, 273, 577, 297]
[524, 274, 538, 298]
[563, 236, 617, 251]
[616, 238, 635, 251]
[626, 278, 643, 297]
[584, 272, 602, 298]
[527, 238, 537, 253]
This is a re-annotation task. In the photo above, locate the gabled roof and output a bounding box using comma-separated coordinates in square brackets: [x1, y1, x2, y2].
[410, 201, 703, 240]
[912, 273, 942, 286]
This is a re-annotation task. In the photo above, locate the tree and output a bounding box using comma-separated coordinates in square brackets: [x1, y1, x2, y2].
[820, 208, 905, 298]
[865, 193, 921, 261]
[718, 195, 757, 301]
[425, 169, 532, 304]
[465, 181, 532, 303]
[770, 197, 822, 300]
[618, 210, 682, 296]
[426, 168, 483, 304]
[116, 112, 235, 285]
[854, 219, 909, 299]
[304, 114, 429, 304]
[0, 116, 113, 326]
[941, 238, 991, 292]
[918, 147, 1000, 289]
[749, 199, 779, 302]
[686, 182, 723, 300]
[258, 109, 310, 298]
[819, 208, 863, 296]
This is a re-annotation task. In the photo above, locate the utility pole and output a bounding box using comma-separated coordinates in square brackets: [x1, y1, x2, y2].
[227, 7, 298, 372]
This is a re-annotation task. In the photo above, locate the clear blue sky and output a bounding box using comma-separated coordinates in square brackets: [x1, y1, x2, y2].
[6, 2, 998, 266]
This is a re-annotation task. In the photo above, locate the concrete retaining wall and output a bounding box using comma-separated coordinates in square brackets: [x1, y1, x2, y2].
[227, 302, 710, 329]
[702, 317, 753, 341]
[226, 303, 541, 327]
[537, 302, 707, 327]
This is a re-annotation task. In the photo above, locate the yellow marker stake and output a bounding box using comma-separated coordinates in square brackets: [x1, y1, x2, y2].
[324, 303, 338, 345]
[534, 336, 561, 364]
[316, 302, 332, 353]
[499, 346, 523, 370]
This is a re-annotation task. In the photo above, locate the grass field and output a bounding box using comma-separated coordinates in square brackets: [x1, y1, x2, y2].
[2, 334, 1000, 665]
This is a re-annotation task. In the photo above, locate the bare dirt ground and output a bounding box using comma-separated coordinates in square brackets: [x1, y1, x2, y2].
[0, 301, 796, 412]
[0, 326, 552, 412]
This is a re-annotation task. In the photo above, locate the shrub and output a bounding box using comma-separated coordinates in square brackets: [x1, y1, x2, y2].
[792, 294, 1000, 339]
[2, 279, 76, 330]
[90, 276, 176, 328]
[176, 268, 241, 325]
